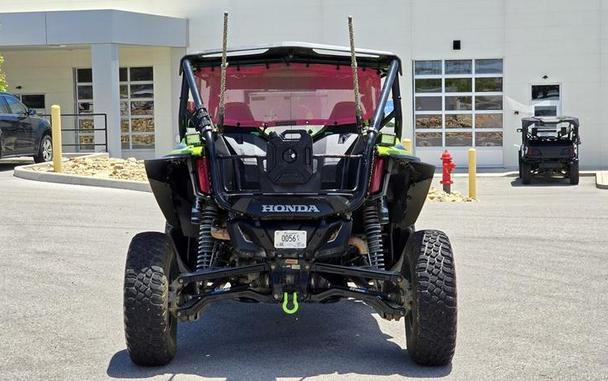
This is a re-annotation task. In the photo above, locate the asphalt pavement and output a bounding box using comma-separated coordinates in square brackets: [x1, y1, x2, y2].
[1, 160, 607, 381]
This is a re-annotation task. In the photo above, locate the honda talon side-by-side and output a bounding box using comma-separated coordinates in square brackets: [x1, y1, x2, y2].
[123, 18, 457, 367]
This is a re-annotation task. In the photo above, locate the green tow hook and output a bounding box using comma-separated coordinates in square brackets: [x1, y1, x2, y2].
[282, 292, 299, 314]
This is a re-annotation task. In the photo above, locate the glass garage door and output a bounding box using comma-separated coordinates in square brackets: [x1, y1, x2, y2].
[74, 66, 155, 154]
[413, 59, 504, 167]
[119, 67, 155, 150]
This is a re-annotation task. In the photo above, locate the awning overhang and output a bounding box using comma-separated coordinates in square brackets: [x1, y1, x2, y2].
[0, 9, 188, 48]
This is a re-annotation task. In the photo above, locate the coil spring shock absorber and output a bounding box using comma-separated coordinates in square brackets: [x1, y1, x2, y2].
[363, 201, 385, 270]
[196, 203, 218, 271]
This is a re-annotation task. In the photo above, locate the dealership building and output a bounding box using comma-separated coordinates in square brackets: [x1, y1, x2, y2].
[0, 0, 607, 168]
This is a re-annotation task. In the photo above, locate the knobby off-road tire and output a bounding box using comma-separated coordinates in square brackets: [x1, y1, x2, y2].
[569, 161, 579, 185]
[404, 230, 457, 366]
[521, 162, 532, 185]
[518, 161, 523, 180]
[124, 232, 178, 366]
[518, 151, 523, 180]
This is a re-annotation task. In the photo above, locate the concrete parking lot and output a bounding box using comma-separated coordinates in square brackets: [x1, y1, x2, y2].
[1, 161, 607, 381]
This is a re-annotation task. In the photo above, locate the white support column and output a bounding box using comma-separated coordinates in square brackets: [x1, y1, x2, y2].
[91, 43, 121, 156]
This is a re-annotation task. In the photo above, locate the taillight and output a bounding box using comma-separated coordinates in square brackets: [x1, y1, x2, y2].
[369, 157, 385, 194]
[196, 157, 211, 194]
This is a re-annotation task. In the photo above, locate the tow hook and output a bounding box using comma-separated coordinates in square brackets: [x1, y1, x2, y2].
[282, 291, 299, 314]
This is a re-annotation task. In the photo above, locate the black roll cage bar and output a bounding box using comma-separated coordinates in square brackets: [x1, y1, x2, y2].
[179, 56, 402, 213]
[518, 117, 581, 145]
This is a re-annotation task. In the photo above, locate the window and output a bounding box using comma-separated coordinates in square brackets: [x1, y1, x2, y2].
[415, 79, 441, 93]
[19, 94, 45, 110]
[475, 78, 502, 92]
[0, 96, 10, 113]
[121, 67, 155, 149]
[445, 78, 472, 93]
[77, 69, 93, 83]
[531, 84, 560, 117]
[476, 114, 502, 129]
[534, 106, 557, 117]
[5, 95, 27, 114]
[475, 59, 502, 74]
[415, 115, 442, 129]
[15, 94, 46, 114]
[445, 96, 472, 110]
[416, 132, 442, 147]
[445, 60, 472, 75]
[75, 66, 155, 151]
[532, 85, 559, 100]
[415, 96, 442, 111]
[414, 60, 441, 75]
[476, 96, 503, 110]
[446, 114, 472, 128]
[413, 59, 503, 147]
[75, 68, 95, 150]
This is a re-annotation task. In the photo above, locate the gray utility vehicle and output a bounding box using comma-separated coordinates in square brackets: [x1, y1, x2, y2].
[518, 117, 580, 185]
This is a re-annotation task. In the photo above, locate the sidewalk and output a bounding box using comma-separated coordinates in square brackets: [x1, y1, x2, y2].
[597, 171, 608, 189]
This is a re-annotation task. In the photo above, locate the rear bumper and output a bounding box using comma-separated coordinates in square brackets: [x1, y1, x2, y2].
[523, 157, 576, 167]
[170, 262, 408, 321]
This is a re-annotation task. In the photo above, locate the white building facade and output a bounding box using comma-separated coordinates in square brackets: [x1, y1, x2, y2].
[1, 0, 607, 169]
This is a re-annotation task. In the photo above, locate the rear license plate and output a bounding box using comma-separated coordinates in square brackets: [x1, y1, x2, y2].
[274, 230, 307, 249]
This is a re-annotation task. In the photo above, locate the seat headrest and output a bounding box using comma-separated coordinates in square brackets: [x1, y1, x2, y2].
[224, 102, 255, 125]
[327, 101, 358, 124]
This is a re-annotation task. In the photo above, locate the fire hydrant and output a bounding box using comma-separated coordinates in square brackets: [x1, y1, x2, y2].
[440, 150, 456, 193]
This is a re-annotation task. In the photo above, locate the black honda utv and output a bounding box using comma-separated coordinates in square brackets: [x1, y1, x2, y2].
[518, 117, 580, 185]
[123, 42, 457, 367]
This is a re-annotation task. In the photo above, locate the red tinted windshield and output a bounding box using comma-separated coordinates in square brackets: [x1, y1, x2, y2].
[195, 63, 381, 128]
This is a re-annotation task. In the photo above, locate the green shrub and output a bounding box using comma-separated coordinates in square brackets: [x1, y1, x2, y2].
[0, 54, 7, 92]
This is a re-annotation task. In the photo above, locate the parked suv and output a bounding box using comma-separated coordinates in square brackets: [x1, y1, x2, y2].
[0, 92, 52, 163]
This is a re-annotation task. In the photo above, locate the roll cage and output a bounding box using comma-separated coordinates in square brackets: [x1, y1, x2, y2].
[178, 43, 404, 215]
[519, 116, 580, 146]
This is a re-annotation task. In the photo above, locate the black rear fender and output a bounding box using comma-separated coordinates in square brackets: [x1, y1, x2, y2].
[145, 155, 197, 237]
[386, 158, 435, 228]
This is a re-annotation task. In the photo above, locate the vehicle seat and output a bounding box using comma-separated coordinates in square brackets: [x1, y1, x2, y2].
[327, 101, 359, 125]
[224, 102, 256, 126]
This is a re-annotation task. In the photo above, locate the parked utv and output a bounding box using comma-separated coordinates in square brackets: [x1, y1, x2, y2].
[123, 42, 457, 367]
[518, 116, 580, 185]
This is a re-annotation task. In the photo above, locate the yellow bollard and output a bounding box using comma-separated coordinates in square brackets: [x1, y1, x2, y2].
[468, 148, 477, 199]
[50, 105, 63, 173]
[402, 138, 413, 153]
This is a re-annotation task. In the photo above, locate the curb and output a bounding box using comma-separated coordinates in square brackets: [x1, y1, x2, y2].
[13, 154, 151, 193]
[435, 170, 598, 178]
[596, 172, 608, 189]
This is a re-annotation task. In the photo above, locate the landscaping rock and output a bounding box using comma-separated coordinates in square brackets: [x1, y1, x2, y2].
[31, 156, 147, 182]
[426, 187, 475, 202]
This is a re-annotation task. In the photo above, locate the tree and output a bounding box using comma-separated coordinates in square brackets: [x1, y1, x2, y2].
[0, 53, 7, 92]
